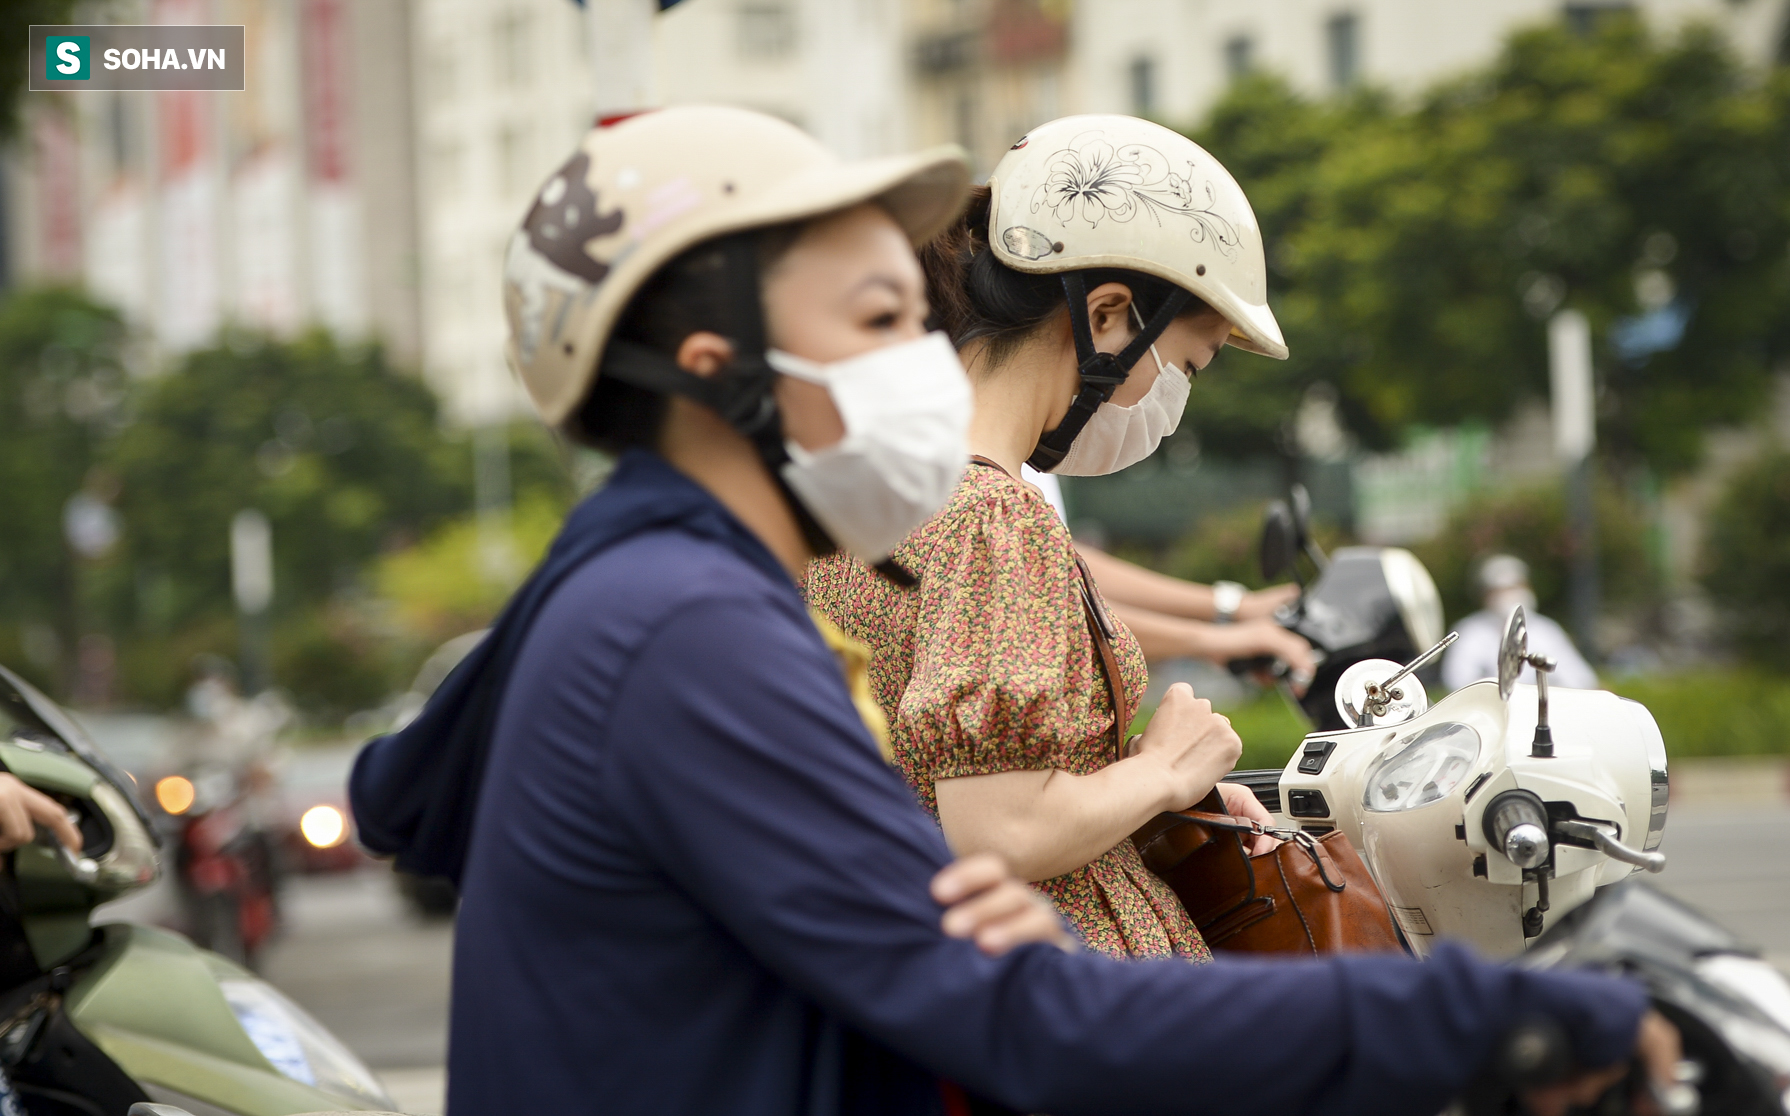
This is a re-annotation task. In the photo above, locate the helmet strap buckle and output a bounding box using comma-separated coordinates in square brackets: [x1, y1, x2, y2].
[1026, 273, 1191, 473]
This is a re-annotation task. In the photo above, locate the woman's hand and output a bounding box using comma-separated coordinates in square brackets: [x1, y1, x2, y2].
[1238, 583, 1301, 621]
[1132, 683, 1242, 813]
[1519, 1011, 1681, 1116]
[1205, 620, 1317, 694]
[932, 853, 1075, 955]
[0, 774, 80, 854]
[1216, 782, 1278, 855]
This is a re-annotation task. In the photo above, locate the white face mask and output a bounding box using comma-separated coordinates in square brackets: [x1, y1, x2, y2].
[1052, 307, 1192, 477]
[767, 331, 971, 563]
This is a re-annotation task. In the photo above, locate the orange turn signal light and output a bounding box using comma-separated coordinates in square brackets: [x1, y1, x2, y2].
[155, 775, 195, 816]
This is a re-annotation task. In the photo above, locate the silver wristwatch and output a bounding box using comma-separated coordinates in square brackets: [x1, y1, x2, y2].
[1212, 580, 1246, 625]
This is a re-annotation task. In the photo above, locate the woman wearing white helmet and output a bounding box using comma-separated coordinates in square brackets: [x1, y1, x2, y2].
[353, 106, 1675, 1116]
[807, 115, 1315, 959]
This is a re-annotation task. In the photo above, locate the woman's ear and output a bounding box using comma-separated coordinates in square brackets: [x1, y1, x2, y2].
[676, 331, 735, 378]
[1084, 282, 1136, 351]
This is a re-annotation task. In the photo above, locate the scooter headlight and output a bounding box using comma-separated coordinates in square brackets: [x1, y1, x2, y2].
[1363, 722, 1481, 813]
[220, 978, 393, 1108]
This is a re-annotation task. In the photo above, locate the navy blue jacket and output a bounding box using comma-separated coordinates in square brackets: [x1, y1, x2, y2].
[412, 453, 1646, 1116]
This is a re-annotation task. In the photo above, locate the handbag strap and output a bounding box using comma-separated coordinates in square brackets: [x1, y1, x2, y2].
[965, 456, 1133, 765]
[1167, 810, 1349, 892]
[1076, 553, 1133, 765]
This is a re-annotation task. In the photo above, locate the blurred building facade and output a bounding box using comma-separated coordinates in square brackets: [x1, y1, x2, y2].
[4, 0, 1785, 419]
[917, 0, 1784, 171]
[5, 0, 422, 365]
[410, 0, 593, 421]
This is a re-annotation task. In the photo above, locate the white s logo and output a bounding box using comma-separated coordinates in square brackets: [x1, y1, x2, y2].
[55, 41, 80, 74]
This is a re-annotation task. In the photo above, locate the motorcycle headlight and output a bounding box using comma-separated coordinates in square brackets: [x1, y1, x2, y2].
[1363, 722, 1481, 813]
[220, 978, 393, 1108]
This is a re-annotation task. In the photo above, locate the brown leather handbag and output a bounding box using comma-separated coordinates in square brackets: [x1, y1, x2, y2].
[1128, 794, 1403, 954]
[1074, 557, 1403, 956]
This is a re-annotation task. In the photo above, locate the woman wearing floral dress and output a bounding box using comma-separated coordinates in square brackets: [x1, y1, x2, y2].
[805, 114, 1291, 959]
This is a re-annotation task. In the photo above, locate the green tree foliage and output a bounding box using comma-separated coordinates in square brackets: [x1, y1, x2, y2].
[0, 283, 583, 714]
[1410, 476, 1654, 625]
[95, 332, 572, 711]
[0, 288, 131, 691]
[1701, 451, 1790, 668]
[1187, 79, 1390, 458]
[1188, 21, 1790, 474]
[105, 332, 471, 637]
[0, 1, 81, 139]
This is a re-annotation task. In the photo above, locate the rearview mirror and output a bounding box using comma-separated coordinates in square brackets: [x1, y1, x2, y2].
[1259, 500, 1298, 584]
[1498, 606, 1529, 701]
[1290, 484, 1313, 550]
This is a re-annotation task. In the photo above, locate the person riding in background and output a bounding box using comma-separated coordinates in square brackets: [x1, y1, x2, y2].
[1442, 553, 1598, 691]
[350, 106, 1678, 1116]
[1022, 466, 1314, 677]
[806, 115, 1294, 958]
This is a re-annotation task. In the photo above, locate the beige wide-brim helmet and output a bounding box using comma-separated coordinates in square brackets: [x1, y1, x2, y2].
[504, 106, 972, 428]
[986, 114, 1288, 360]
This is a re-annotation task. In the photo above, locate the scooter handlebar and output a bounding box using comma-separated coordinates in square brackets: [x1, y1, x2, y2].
[1465, 1017, 1700, 1116]
[1553, 819, 1667, 874]
[34, 824, 97, 885]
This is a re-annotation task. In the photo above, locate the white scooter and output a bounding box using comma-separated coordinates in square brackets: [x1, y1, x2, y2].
[1270, 606, 1670, 958]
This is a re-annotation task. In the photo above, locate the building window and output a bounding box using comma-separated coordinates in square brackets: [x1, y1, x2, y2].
[106, 93, 133, 177]
[1129, 55, 1157, 116]
[737, 4, 797, 60]
[953, 91, 976, 156]
[430, 46, 456, 102]
[497, 11, 532, 88]
[499, 125, 532, 198]
[430, 140, 462, 199]
[1326, 12, 1359, 90]
[1563, 3, 1634, 35]
[1224, 35, 1253, 80]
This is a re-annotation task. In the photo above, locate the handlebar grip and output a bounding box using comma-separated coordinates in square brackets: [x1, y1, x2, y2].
[1462, 1017, 1575, 1115]
[34, 825, 97, 885]
[1225, 770, 1283, 816]
[1225, 655, 1278, 678]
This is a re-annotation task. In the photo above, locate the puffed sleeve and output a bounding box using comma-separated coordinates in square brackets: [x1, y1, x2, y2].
[896, 483, 1107, 781]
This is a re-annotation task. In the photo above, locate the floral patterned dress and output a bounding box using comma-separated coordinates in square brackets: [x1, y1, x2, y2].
[805, 463, 1209, 961]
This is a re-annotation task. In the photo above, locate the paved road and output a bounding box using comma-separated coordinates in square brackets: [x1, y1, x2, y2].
[251, 803, 1790, 1115]
[1649, 804, 1790, 964]
[257, 870, 453, 1113]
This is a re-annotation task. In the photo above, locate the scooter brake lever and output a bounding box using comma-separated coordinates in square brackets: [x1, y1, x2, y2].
[1552, 819, 1667, 874]
[34, 825, 98, 885]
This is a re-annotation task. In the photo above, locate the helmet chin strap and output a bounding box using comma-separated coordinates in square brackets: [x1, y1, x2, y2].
[1026, 273, 1192, 474]
[598, 234, 917, 587]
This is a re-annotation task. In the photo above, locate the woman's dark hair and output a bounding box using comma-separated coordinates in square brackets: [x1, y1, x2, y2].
[920, 185, 1210, 372]
[572, 224, 803, 454]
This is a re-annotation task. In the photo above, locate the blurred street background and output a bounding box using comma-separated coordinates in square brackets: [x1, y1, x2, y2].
[6, 0, 1790, 1109]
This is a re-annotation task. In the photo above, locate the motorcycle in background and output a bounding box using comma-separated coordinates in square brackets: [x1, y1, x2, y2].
[0, 664, 394, 1114]
[1465, 881, 1790, 1116]
[1232, 484, 1446, 732]
[151, 762, 284, 970]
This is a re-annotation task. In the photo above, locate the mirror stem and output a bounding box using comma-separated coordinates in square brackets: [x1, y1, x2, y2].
[1529, 653, 1555, 758]
[1303, 539, 1330, 572]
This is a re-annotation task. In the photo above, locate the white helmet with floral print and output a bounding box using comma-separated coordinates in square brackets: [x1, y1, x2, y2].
[985, 114, 1286, 472]
[987, 114, 1287, 362]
